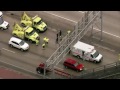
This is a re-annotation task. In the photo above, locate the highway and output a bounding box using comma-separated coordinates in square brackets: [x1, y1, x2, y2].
[0, 11, 119, 78]
[53, 11, 120, 76]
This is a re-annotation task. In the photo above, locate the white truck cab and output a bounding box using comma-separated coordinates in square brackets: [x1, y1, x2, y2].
[0, 11, 9, 30]
[71, 41, 103, 63]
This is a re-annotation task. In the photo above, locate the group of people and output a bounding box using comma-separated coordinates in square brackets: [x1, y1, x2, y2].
[36, 37, 49, 50]
[36, 30, 71, 50]
[56, 30, 71, 44]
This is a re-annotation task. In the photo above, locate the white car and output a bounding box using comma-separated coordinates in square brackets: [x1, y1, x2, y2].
[0, 11, 3, 17]
[9, 37, 29, 51]
[0, 11, 9, 30]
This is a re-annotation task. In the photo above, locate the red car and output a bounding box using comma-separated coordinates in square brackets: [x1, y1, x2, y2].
[63, 58, 84, 72]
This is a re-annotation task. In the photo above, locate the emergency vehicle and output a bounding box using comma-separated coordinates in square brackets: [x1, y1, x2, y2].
[21, 12, 47, 33]
[12, 23, 40, 44]
[0, 11, 9, 30]
[71, 41, 103, 63]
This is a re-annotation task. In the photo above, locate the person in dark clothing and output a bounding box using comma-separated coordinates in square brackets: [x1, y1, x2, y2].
[57, 33, 59, 38]
[59, 30, 62, 37]
[68, 48, 71, 54]
[56, 37, 58, 43]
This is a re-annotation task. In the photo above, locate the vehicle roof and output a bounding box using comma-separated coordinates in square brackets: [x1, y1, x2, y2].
[0, 11, 3, 17]
[33, 16, 41, 22]
[65, 58, 76, 64]
[73, 41, 94, 53]
[24, 26, 33, 32]
[10, 37, 22, 43]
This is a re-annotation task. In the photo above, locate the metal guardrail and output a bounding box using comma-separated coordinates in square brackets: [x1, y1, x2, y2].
[4, 11, 116, 79]
[99, 72, 120, 79]
[71, 61, 120, 79]
[3, 11, 104, 79]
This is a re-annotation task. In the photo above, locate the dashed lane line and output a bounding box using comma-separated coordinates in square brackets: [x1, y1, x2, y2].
[2, 48, 15, 53]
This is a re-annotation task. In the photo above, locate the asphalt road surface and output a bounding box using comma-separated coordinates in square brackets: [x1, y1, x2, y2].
[0, 66, 35, 79]
[0, 11, 119, 78]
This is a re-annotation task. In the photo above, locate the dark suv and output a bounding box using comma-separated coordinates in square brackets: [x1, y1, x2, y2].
[63, 58, 84, 72]
[36, 63, 51, 74]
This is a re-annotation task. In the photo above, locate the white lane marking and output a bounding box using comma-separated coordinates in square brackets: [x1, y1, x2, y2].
[94, 28, 120, 39]
[54, 66, 63, 70]
[2, 48, 15, 53]
[0, 60, 33, 73]
[94, 43, 115, 52]
[43, 11, 77, 23]
[0, 59, 51, 79]
[44, 11, 120, 39]
[78, 11, 85, 13]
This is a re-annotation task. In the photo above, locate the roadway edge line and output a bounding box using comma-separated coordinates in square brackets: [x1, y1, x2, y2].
[0, 59, 51, 79]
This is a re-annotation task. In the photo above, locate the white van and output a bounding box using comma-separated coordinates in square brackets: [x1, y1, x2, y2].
[71, 41, 103, 63]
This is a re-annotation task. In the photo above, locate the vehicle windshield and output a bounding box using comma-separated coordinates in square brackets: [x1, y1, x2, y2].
[74, 62, 79, 67]
[93, 51, 99, 58]
[28, 30, 35, 36]
[36, 20, 42, 25]
[0, 17, 4, 24]
[19, 40, 25, 46]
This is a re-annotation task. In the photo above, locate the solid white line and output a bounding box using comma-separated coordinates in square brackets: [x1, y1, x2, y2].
[2, 48, 15, 53]
[44, 11, 120, 39]
[43, 11, 77, 23]
[0, 59, 34, 74]
[0, 59, 50, 79]
[78, 11, 85, 13]
[93, 28, 120, 39]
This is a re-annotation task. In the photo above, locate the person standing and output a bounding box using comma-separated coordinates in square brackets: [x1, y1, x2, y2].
[56, 37, 58, 44]
[46, 38, 49, 44]
[67, 30, 71, 35]
[56, 33, 59, 44]
[59, 30, 62, 41]
[36, 40, 39, 46]
[43, 37, 47, 43]
[59, 30, 62, 37]
[43, 37, 49, 45]
[42, 43, 46, 50]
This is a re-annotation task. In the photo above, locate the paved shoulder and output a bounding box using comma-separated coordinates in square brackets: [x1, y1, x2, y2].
[0, 67, 35, 79]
